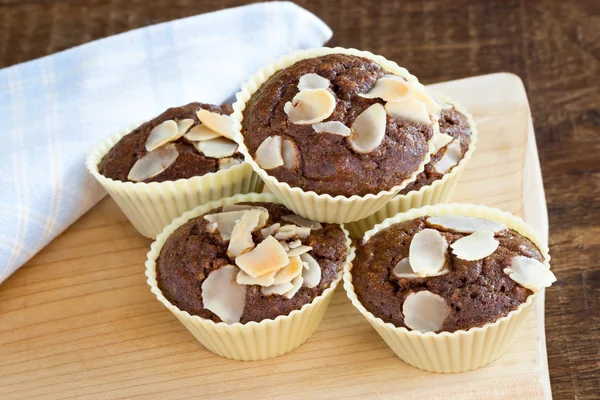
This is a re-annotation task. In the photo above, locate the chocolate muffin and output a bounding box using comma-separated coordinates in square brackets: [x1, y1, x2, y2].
[399, 105, 472, 194]
[156, 202, 348, 324]
[351, 215, 556, 333]
[99, 102, 243, 183]
[241, 54, 438, 197]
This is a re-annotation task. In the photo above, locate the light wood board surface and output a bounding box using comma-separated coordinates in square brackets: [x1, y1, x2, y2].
[0, 73, 552, 399]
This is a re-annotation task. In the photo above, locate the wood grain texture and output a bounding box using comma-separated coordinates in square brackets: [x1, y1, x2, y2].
[0, 0, 598, 398]
[0, 74, 551, 399]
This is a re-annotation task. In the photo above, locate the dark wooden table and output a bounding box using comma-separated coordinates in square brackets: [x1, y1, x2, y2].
[1, 0, 598, 398]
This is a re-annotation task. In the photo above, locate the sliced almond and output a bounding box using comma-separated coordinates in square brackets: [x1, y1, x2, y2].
[450, 230, 499, 261]
[236, 269, 276, 287]
[196, 109, 236, 139]
[298, 73, 330, 90]
[195, 137, 238, 158]
[504, 256, 556, 292]
[176, 119, 195, 135]
[145, 120, 179, 152]
[426, 215, 507, 234]
[272, 256, 303, 285]
[221, 205, 268, 229]
[402, 290, 450, 333]
[201, 265, 246, 324]
[260, 223, 280, 239]
[348, 103, 387, 153]
[261, 281, 294, 296]
[274, 225, 311, 240]
[300, 253, 321, 288]
[281, 214, 322, 230]
[283, 275, 304, 299]
[431, 133, 454, 153]
[312, 121, 351, 137]
[288, 239, 302, 249]
[218, 157, 242, 170]
[434, 139, 462, 174]
[235, 236, 289, 278]
[385, 97, 430, 125]
[409, 229, 447, 277]
[204, 210, 247, 241]
[413, 88, 443, 117]
[128, 144, 179, 182]
[185, 124, 221, 141]
[287, 245, 313, 257]
[282, 139, 299, 169]
[393, 257, 449, 279]
[358, 77, 412, 102]
[226, 209, 262, 259]
[284, 88, 336, 125]
[255, 136, 284, 169]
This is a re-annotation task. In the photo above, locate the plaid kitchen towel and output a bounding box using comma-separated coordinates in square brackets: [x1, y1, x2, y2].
[0, 1, 332, 283]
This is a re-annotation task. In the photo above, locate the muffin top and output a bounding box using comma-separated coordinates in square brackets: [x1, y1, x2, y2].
[99, 102, 242, 183]
[399, 105, 472, 194]
[352, 215, 555, 333]
[241, 54, 438, 197]
[156, 202, 348, 324]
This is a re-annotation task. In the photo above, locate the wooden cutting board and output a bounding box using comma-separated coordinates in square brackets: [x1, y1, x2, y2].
[0, 73, 552, 399]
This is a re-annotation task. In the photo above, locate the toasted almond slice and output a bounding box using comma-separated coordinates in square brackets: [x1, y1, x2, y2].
[413, 87, 443, 117]
[427, 215, 507, 234]
[393, 257, 449, 279]
[204, 210, 247, 241]
[348, 103, 387, 153]
[235, 236, 289, 278]
[409, 229, 447, 277]
[283, 275, 304, 299]
[221, 205, 268, 229]
[185, 124, 221, 141]
[145, 120, 179, 152]
[255, 136, 284, 169]
[301, 253, 321, 288]
[281, 214, 322, 230]
[298, 73, 330, 90]
[403, 290, 450, 333]
[177, 119, 195, 135]
[272, 256, 303, 285]
[261, 281, 294, 296]
[128, 144, 179, 182]
[206, 222, 217, 233]
[227, 209, 262, 258]
[385, 97, 430, 125]
[431, 133, 454, 153]
[196, 109, 236, 139]
[282, 139, 299, 169]
[201, 265, 246, 324]
[218, 157, 242, 170]
[451, 230, 499, 261]
[312, 121, 351, 137]
[504, 256, 556, 292]
[288, 239, 302, 249]
[358, 77, 412, 102]
[195, 137, 238, 158]
[287, 245, 313, 257]
[236, 269, 276, 287]
[260, 223, 280, 239]
[284, 88, 336, 125]
[434, 139, 462, 174]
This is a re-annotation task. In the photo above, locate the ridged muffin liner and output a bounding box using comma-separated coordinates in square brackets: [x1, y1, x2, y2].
[347, 92, 478, 238]
[86, 127, 264, 239]
[231, 47, 439, 224]
[343, 203, 551, 373]
[145, 192, 355, 361]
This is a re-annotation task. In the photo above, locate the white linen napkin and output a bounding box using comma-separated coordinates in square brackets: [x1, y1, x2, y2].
[0, 1, 332, 283]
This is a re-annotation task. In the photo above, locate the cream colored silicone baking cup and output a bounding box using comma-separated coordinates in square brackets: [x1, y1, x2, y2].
[343, 203, 551, 373]
[145, 192, 355, 361]
[347, 92, 478, 238]
[86, 127, 264, 239]
[231, 47, 439, 224]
